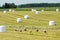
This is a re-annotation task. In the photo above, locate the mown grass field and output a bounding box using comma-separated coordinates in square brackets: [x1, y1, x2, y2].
[0, 11, 60, 40]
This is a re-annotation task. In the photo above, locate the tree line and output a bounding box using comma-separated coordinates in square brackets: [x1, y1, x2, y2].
[18, 3, 60, 8]
[1, 3, 60, 8]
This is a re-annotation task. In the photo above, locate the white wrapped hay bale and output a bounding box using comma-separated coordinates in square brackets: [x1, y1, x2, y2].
[9, 9, 12, 12]
[3, 10, 7, 13]
[49, 21, 55, 26]
[24, 15, 29, 19]
[56, 9, 59, 12]
[31, 9, 36, 12]
[35, 11, 39, 14]
[41, 10, 44, 12]
[13, 10, 15, 12]
[0, 25, 6, 32]
[17, 18, 22, 23]
[34, 9, 36, 12]
[32, 9, 34, 12]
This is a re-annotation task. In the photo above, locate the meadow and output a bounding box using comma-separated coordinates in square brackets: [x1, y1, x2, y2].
[0, 8, 60, 40]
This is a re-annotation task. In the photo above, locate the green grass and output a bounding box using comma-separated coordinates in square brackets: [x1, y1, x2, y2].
[1, 7, 60, 11]
[0, 11, 60, 40]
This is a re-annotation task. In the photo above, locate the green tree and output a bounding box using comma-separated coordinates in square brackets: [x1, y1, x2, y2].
[2, 3, 17, 8]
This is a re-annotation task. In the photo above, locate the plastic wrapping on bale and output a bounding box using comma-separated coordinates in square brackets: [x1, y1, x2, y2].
[49, 21, 55, 26]
[56, 9, 59, 12]
[34, 9, 36, 12]
[41, 10, 44, 12]
[13, 10, 15, 12]
[32, 9, 34, 12]
[35, 11, 39, 14]
[24, 15, 29, 19]
[0, 25, 6, 32]
[3, 10, 7, 13]
[9, 9, 12, 12]
[17, 18, 22, 23]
